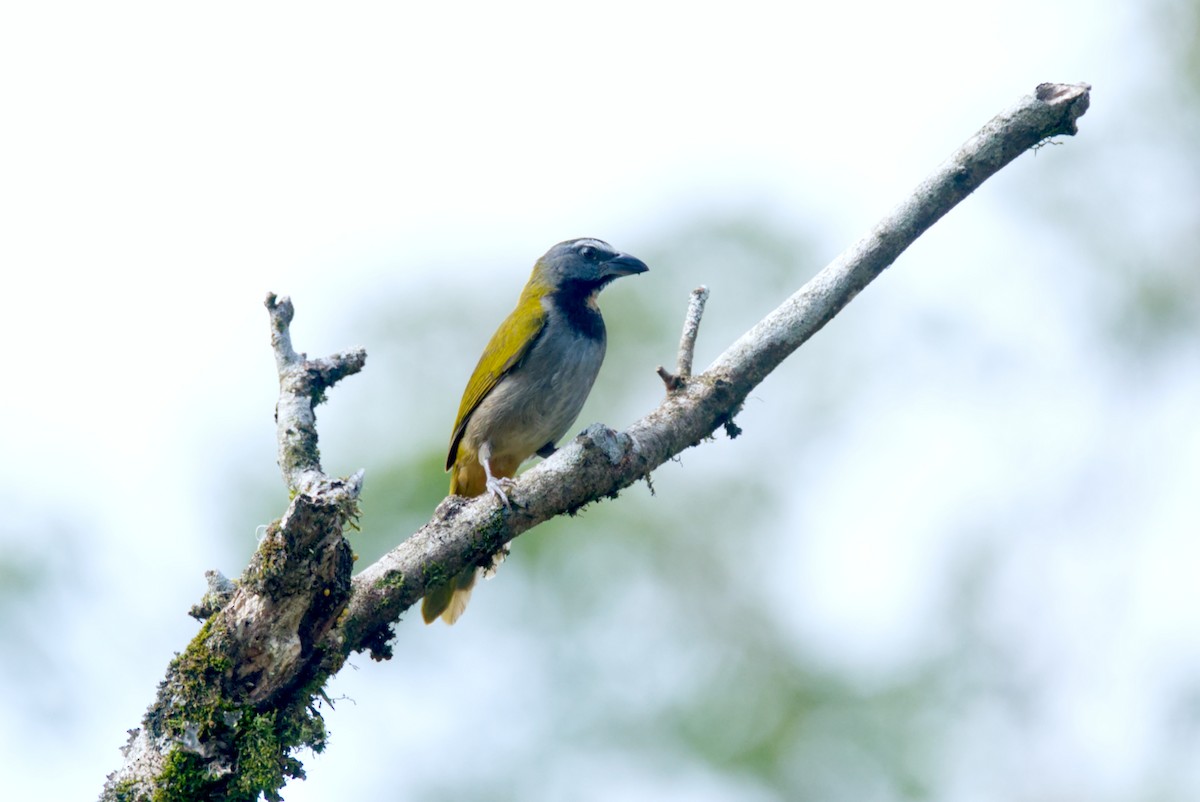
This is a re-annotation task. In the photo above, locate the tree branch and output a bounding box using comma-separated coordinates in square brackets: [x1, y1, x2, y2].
[267, 293, 367, 495]
[101, 82, 1090, 799]
[102, 295, 366, 801]
[339, 82, 1092, 658]
[657, 285, 710, 391]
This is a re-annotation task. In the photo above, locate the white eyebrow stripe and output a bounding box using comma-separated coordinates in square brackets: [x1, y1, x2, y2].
[576, 238, 614, 253]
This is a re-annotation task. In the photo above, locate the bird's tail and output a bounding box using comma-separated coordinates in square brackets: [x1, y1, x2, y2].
[420, 547, 509, 624]
[422, 458, 511, 624]
[421, 565, 477, 624]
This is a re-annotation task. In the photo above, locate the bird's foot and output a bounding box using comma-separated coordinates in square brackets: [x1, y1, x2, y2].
[485, 475, 516, 509]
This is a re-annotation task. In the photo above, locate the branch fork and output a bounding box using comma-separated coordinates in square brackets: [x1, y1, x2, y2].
[103, 295, 368, 801]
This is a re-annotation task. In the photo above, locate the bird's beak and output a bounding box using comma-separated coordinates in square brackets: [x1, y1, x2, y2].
[604, 252, 649, 277]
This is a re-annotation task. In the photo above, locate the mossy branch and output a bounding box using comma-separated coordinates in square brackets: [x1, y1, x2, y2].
[101, 296, 366, 802]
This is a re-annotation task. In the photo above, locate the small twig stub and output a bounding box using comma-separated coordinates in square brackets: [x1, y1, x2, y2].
[658, 285, 710, 392]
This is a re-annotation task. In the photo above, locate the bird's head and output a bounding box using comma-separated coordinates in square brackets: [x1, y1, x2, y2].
[529, 238, 649, 295]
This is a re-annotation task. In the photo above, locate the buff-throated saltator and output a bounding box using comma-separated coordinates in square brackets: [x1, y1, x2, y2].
[421, 238, 649, 624]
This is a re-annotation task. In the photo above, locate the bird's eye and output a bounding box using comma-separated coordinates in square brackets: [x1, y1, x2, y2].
[579, 245, 597, 261]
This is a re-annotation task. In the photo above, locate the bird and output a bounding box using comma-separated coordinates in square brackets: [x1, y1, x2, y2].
[421, 238, 649, 625]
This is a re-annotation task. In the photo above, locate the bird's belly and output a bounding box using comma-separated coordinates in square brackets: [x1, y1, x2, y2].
[464, 332, 605, 463]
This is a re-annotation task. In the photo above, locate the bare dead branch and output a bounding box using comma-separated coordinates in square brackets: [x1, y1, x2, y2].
[677, 285, 710, 379]
[340, 82, 1092, 659]
[657, 285, 710, 391]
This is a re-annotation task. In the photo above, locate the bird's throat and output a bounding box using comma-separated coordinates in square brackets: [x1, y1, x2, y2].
[548, 281, 607, 341]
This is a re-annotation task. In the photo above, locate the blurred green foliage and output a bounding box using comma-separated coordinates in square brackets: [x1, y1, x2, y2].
[0, 521, 84, 726]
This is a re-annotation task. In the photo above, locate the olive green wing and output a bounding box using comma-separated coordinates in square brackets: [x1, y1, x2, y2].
[446, 294, 546, 470]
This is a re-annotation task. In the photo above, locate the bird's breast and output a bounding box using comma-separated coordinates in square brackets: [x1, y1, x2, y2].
[462, 310, 607, 463]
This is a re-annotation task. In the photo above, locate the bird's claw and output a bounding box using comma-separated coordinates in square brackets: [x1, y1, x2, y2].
[486, 476, 515, 509]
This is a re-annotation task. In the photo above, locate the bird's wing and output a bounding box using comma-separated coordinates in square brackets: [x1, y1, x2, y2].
[446, 295, 546, 470]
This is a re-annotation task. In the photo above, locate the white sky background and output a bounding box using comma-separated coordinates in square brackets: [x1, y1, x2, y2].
[1, 1, 1192, 800]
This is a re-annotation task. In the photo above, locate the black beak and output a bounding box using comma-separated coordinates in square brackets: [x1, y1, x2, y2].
[604, 252, 649, 277]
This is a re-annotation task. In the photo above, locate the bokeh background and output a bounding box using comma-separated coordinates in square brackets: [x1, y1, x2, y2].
[2, 2, 1198, 800]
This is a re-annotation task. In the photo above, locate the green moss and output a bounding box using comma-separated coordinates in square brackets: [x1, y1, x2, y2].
[421, 561, 450, 589]
[232, 712, 288, 799]
[150, 693, 329, 801]
[146, 613, 335, 801]
[109, 777, 142, 802]
[223, 695, 329, 801]
[160, 618, 233, 741]
[473, 510, 509, 557]
[372, 570, 406, 592]
[284, 703, 328, 755]
[247, 522, 288, 590]
[153, 750, 209, 802]
[338, 495, 362, 529]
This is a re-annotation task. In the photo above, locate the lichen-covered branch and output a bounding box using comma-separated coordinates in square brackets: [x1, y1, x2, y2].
[339, 82, 1092, 658]
[101, 296, 366, 802]
[267, 293, 367, 496]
